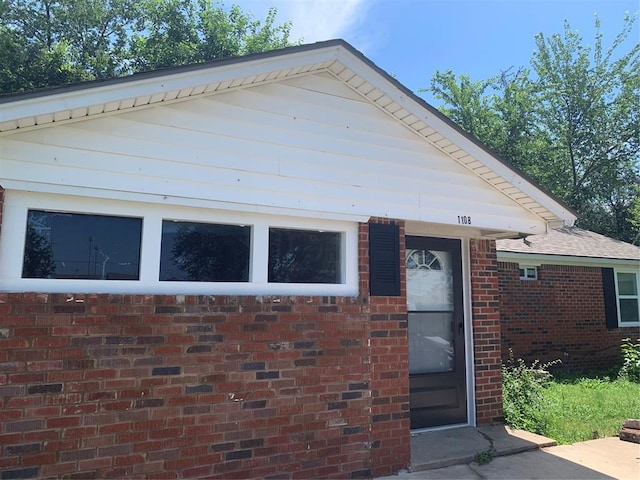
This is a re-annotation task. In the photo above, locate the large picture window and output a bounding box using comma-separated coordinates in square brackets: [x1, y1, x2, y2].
[268, 228, 341, 284]
[617, 271, 639, 324]
[22, 210, 142, 280]
[160, 221, 250, 282]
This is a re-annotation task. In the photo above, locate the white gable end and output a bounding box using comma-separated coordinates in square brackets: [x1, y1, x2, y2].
[3, 71, 546, 234]
[1, 40, 576, 235]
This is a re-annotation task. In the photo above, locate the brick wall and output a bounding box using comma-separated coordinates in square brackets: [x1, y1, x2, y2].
[0, 292, 402, 480]
[0, 216, 411, 480]
[470, 240, 503, 425]
[0, 189, 503, 478]
[359, 221, 410, 477]
[498, 262, 635, 371]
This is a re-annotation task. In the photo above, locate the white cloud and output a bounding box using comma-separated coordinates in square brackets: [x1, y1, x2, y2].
[283, 0, 367, 43]
[235, 0, 374, 49]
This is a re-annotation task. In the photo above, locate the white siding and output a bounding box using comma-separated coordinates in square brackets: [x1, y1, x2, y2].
[0, 72, 544, 233]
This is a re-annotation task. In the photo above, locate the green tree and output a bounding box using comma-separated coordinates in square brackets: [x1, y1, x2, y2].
[0, 0, 295, 93]
[429, 15, 640, 243]
[22, 225, 55, 278]
[169, 223, 250, 282]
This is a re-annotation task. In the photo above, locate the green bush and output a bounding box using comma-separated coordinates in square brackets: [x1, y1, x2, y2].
[618, 338, 640, 382]
[502, 352, 559, 434]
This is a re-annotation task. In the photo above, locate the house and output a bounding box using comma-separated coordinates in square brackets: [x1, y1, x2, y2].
[0, 40, 576, 479]
[497, 227, 640, 372]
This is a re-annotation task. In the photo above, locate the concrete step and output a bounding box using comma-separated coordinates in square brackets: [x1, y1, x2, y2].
[410, 425, 556, 472]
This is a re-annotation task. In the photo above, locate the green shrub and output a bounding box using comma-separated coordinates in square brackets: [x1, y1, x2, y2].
[618, 338, 640, 382]
[502, 352, 559, 434]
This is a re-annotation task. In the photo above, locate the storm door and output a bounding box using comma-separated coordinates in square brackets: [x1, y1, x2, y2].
[406, 236, 466, 428]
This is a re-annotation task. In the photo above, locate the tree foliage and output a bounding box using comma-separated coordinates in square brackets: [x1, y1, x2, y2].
[428, 15, 640, 243]
[0, 0, 295, 93]
[22, 225, 55, 278]
[169, 223, 250, 282]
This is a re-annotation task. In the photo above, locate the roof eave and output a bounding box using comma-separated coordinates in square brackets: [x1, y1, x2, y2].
[0, 39, 576, 230]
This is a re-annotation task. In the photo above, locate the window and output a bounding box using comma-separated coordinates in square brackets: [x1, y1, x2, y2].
[617, 271, 639, 324]
[3, 191, 358, 295]
[519, 266, 537, 280]
[22, 210, 142, 280]
[268, 228, 341, 283]
[160, 221, 250, 282]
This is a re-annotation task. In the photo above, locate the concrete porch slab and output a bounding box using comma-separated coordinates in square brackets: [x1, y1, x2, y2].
[410, 424, 557, 472]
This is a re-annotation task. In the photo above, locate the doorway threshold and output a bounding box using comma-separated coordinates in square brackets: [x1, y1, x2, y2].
[410, 422, 470, 436]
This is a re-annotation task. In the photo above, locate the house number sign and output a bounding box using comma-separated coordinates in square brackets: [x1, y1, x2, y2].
[457, 215, 472, 225]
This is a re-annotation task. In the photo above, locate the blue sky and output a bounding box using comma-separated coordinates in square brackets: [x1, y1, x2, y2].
[235, 0, 639, 104]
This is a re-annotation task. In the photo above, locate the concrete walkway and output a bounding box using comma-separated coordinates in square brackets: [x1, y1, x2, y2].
[377, 425, 640, 479]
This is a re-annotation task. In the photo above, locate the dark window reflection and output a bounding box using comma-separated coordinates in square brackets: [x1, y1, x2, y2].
[160, 221, 250, 282]
[268, 228, 341, 283]
[22, 210, 142, 280]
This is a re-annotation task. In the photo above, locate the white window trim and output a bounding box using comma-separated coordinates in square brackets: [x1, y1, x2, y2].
[518, 265, 538, 280]
[615, 269, 640, 327]
[0, 191, 359, 296]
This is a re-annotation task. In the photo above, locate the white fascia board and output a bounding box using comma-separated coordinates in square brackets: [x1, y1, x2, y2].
[497, 251, 640, 269]
[333, 48, 577, 228]
[0, 46, 342, 123]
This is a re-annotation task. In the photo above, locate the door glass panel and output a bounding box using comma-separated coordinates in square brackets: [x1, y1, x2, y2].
[407, 249, 453, 311]
[408, 312, 454, 374]
[407, 248, 455, 374]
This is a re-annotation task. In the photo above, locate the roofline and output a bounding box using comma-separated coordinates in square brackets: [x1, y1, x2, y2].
[497, 250, 640, 265]
[0, 38, 577, 219]
[0, 39, 347, 103]
[331, 43, 578, 218]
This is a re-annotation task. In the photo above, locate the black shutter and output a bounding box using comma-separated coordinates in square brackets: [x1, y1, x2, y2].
[602, 267, 619, 329]
[369, 223, 401, 296]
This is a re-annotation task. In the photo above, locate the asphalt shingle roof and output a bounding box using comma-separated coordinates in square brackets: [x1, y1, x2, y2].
[496, 226, 640, 261]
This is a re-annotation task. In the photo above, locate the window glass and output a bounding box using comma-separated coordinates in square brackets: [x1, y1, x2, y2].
[617, 272, 639, 324]
[406, 250, 452, 311]
[619, 299, 640, 323]
[268, 228, 341, 283]
[519, 266, 537, 280]
[408, 312, 454, 374]
[22, 210, 142, 280]
[617, 273, 637, 296]
[160, 221, 250, 282]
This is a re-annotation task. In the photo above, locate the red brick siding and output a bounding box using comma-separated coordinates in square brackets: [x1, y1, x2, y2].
[0, 190, 503, 478]
[498, 262, 636, 371]
[470, 239, 503, 425]
[0, 217, 410, 479]
[361, 220, 410, 477]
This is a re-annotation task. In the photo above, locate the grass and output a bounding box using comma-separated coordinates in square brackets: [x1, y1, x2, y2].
[539, 373, 640, 445]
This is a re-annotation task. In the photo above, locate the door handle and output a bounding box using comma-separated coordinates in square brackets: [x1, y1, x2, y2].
[458, 322, 464, 335]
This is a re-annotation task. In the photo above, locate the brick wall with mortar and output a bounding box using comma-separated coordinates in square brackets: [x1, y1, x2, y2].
[470, 240, 503, 425]
[0, 210, 411, 479]
[0, 184, 501, 478]
[498, 262, 635, 371]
